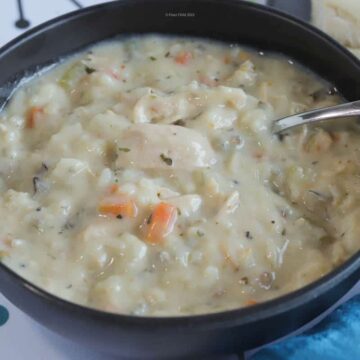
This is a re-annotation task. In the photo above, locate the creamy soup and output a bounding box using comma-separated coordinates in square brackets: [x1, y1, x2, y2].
[0, 35, 358, 316]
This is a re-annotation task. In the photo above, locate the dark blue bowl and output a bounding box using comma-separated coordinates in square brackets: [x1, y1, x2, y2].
[0, 0, 360, 358]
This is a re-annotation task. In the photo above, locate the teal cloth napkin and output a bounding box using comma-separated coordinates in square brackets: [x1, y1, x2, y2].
[253, 295, 360, 359]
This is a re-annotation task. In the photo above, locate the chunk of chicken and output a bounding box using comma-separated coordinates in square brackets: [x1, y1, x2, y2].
[225, 60, 257, 88]
[132, 83, 247, 124]
[116, 124, 216, 170]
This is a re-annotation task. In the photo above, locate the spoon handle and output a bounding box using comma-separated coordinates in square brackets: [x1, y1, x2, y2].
[273, 100, 360, 134]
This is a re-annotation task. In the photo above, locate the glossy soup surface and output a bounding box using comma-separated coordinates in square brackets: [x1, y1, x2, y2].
[0, 35, 358, 316]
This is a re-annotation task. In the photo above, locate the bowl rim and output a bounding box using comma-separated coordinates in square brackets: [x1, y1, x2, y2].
[0, 0, 359, 330]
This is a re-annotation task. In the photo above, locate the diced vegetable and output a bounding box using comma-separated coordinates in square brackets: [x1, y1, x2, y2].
[144, 202, 177, 244]
[99, 195, 138, 218]
[107, 184, 119, 194]
[246, 299, 258, 306]
[175, 51, 192, 65]
[58, 62, 89, 90]
[26, 107, 43, 129]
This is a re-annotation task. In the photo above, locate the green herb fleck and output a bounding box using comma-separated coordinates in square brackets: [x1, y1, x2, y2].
[160, 153, 173, 166]
[172, 119, 186, 127]
[85, 66, 96, 74]
[149, 56, 157, 61]
[239, 276, 249, 285]
[118, 147, 131, 153]
[196, 230, 204, 237]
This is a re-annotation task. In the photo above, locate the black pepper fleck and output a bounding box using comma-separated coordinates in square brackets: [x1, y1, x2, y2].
[32, 176, 40, 194]
[147, 214, 153, 225]
[160, 153, 173, 166]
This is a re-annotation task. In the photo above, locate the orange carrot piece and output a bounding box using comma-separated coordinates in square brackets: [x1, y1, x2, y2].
[246, 299, 258, 306]
[145, 202, 178, 245]
[175, 51, 192, 65]
[26, 107, 43, 129]
[99, 195, 138, 218]
[108, 184, 119, 194]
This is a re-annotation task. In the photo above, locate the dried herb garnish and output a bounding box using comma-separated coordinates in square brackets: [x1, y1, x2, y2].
[239, 276, 249, 285]
[147, 214, 153, 225]
[118, 147, 131, 152]
[85, 66, 96, 74]
[308, 190, 330, 201]
[63, 221, 75, 230]
[172, 119, 186, 126]
[41, 162, 48, 171]
[116, 214, 123, 219]
[196, 230, 204, 237]
[245, 231, 253, 239]
[281, 228, 286, 236]
[164, 52, 170, 58]
[149, 56, 157, 61]
[32, 176, 40, 194]
[160, 153, 173, 166]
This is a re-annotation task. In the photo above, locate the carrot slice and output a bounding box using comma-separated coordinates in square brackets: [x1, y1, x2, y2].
[246, 299, 258, 306]
[26, 107, 43, 129]
[107, 184, 119, 194]
[145, 202, 178, 244]
[99, 195, 138, 218]
[175, 51, 192, 65]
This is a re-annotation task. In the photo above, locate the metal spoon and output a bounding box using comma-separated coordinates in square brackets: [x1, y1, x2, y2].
[272, 100, 360, 134]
